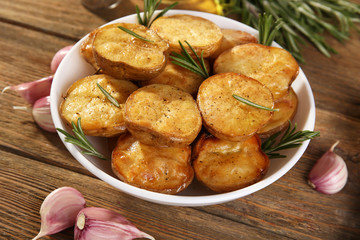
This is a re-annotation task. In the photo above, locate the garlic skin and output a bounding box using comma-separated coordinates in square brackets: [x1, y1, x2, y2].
[32, 187, 86, 240]
[308, 141, 348, 194]
[50, 45, 73, 73]
[74, 207, 155, 240]
[2, 75, 53, 105]
[32, 96, 56, 132]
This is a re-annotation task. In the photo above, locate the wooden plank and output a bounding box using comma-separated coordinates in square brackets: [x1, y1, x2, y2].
[0, 150, 289, 240]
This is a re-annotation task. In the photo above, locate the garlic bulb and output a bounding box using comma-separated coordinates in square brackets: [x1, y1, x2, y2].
[74, 207, 155, 240]
[2, 75, 53, 105]
[50, 45, 73, 73]
[32, 187, 86, 240]
[308, 141, 348, 194]
[32, 96, 56, 132]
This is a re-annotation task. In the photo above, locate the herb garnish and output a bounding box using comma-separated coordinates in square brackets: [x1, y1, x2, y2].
[96, 82, 120, 108]
[136, 0, 178, 27]
[232, 94, 279, 112]
[261, 121, 320, 159]
[56, 118, 107, 160]
[117, 26, 154, 42]
[170, 41, 210, 79]
[258, 12, 283, 46]
[215, 0, 360, 62]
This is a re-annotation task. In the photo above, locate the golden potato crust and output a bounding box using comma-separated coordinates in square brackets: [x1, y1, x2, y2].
[214, 43, 299, 100]
[80, 28, 98, 70]
[257, 87, 298, 138]
[111, 133, 194, 194]
[210, 28, 257, 59]
[140, 58, 210, 96]
[93, 23, 169, 80]
[125, 84, 202, 147]
[192, 133, 269, 193]
[197, 72, 274, 142]
[60, 74, 138, 137]
[150, 14, 223, 58]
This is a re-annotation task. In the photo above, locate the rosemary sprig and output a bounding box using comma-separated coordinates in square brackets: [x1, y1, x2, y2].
[216, 0, 360, 62]
[170, 41, 210, 79]
[232, 94, 279, 111]
[96, 82, 120, 108]
[261, 121, 320, 159]
[258, 12, 284, 46]
[117, 26, 153, 42]
[136, 0, 178, 27]
[56, 118, 108, 160]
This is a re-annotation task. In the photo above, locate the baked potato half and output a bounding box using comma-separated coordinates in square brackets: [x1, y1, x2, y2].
[125, 84, 202, 147]
[257, 87, 298, 138]
[213, 43, 299, 101]
[93, 23, 169, 80]
[80, 28, 99, 70]
[140, 58, 210, 96]
[150, 14, 223, 58]
[60, 74, 138, 137]
[192, 133, 269, 193]
[197, 72, 274, 142]
[112, 133, 194, 194]
[210, 28, 257, 59]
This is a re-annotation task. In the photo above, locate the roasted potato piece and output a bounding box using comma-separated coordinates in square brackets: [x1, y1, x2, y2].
[214, 43, 299, 100]
[93, 23, 169, 80]
[150, 14, 223, 58]
[210, 29, 257, 59]
[60, 74, 138, 137]
[125, 84, 202, 147]
[257, 87, 298, 138]
[197, 72, 274, 142]
[192, 133, 269, 193]
[140, 58, 210, 96]
[112, 133, 194, 194]
[80, 28, 98, 70]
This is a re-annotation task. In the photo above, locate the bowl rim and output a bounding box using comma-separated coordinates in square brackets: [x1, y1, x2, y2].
[50, 9, 316, 206]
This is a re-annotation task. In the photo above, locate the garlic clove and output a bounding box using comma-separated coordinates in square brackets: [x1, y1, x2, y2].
[74, 207, 155, 240]
[32, 96, 56, 132]
[308, 141, 348, 194]
[32, 187, 86, 240]
[50, 45, 73, 73]
[2, 75, 53, 105]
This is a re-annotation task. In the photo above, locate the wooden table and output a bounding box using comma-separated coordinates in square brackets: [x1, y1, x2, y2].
[1, 0, 359, 239]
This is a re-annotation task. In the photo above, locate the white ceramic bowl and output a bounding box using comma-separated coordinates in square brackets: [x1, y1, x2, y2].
[50, 10, 316, 206]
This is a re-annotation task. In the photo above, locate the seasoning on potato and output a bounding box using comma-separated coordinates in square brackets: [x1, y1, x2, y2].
[125, 84, 202, 147]
[197, 72, 274, 142]
[60, 74, 138, 137]
[92, 23, 169, 80]
[213, 43, 299, 101]
[192, 133, 269, 193]
[112, 133, 194, 194]
[150, 14, 223, 58]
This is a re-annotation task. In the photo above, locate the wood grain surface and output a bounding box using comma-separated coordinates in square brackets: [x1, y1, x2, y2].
[0, 0, 359, 239]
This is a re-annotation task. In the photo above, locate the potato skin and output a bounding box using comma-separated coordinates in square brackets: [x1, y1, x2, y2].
[210, 29, 257, 59]
[93, 23, 169, 80]
[192, 133, 269, 193]
[214, 43, 299, 100]
[197, 72, 274, 142]
[125, 84, 202, 147]
[150, 14, 223, 58]
[140, 58, 210, 96]
[80, 28, 98, 70]
[60, 74, 138, 137]
[257, 88, 298, 138]
[111, 133, 194, 194]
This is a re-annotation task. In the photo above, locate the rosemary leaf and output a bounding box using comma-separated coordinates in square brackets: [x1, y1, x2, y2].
[170, 41, 209, 79]
[137, 0, 178, 27]
[96, 82, 120, 108]
[232, 94, 279, 112]
[117, 26, 154, 42]
[261, 121, 320, 159]
[56, 118, 108, 160]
